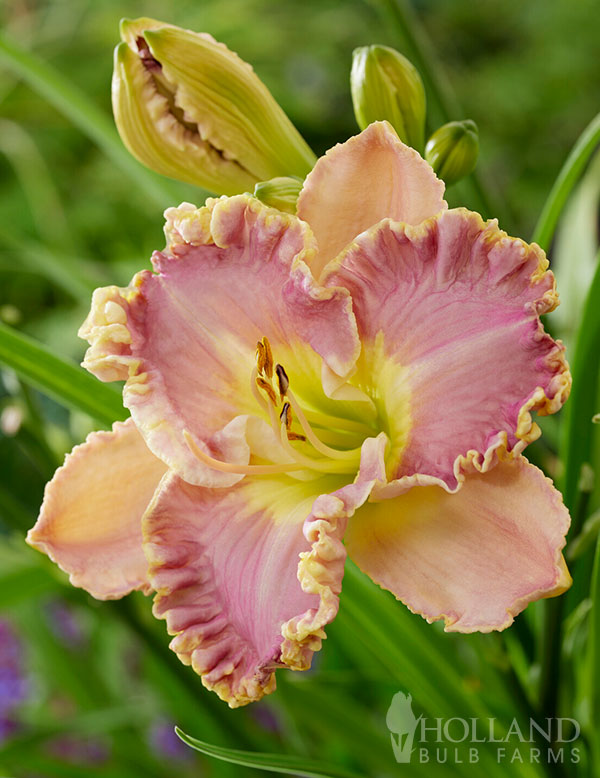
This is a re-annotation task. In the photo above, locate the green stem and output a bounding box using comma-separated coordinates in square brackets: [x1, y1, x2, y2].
[370, 0, 461, 126]
[538, 596, 564, 727]
[532, 111, 600, 251]
[0, 32, 181, 211]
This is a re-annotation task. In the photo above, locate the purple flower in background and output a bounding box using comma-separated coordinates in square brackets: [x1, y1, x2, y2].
[252, 704, 282, 735]
[0, 716, 19, 743]
[0, 620, 28, 711]
[47, 735, 109, 765]
[0, 619, 29, 745]
[149, 719, 193, 763]
[45, 599, 87, 649]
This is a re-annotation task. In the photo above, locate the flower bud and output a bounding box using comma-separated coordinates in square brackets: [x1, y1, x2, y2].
[424, 120, 479, 186]
[351, 45, 426, 151]
[113, 18, 316, 195]
[253, 176, 302, 214]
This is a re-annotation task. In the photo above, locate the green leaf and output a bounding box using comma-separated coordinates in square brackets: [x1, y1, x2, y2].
[560, 249, 600, 513]
[0, 32, 181, 211]
[532, 111, 600, 251]
[0, 322, 126, 425]
[566, 509, 600, 562]
[586, 536, 600, 772]
[341, 562, 493, 720]
[0, 225, 101, 301]
[550, 150, 600, 344]
[175, 729, 363, 778]
[0, 566, 58, 607]
[539, 249, 600, 720]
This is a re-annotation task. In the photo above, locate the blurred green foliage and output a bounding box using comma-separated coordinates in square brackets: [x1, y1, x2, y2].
[0, 0, 599, 776]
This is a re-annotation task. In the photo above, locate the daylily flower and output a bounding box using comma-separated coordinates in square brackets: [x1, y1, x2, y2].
[28, 122, 572, 707]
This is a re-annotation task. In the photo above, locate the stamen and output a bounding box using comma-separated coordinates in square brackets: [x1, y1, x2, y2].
[302, 409, 375, 436]
[276, 421, 358, 474]
[256, 337, 274, 378]
[249, 337, 363, 476]
[262, 337, 274, 379]
[275, 363, 289, 397]
[287, 431, 308, 442]
[280, 401, 306, 442]
[250, 368, 269, 410]
[183, 430, 306, 475]
[256, 340, 266, 375]
[256, 376, 277, 405]
[286, 390, 362, 461]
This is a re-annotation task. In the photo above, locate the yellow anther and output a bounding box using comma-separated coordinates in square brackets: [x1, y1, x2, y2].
[262, 336, 274, 379]
[256, 337, 274, 378]
[256, 376, 277, 405]
[251, 340, 360, 473]
[256, 340, 266, 375]
[280, 401, 306, 442]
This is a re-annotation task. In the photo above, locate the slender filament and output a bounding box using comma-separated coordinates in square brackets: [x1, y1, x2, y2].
[183, 430, 306, 474]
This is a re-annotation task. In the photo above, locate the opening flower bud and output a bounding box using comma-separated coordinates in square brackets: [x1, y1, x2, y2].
[424, 120, 479, 186]
[113, 18, 317, 195]
[350, 45, 426, 152]
[253, 176, 303, 214]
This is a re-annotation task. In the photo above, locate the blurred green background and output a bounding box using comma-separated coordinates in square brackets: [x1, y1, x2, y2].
[0, 0, 599, 776]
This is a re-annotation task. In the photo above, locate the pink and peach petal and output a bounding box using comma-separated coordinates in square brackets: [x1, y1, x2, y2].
[79, 195, 360, 486]
[143, 434, 386, 707]
[324, 208, 571, 490]
[27, 419, 167, 600]
[144, 472, 340, 707]
[296, 122, 446, 278]
[345, 457, 571, 633]
[281, 433, 387, 666]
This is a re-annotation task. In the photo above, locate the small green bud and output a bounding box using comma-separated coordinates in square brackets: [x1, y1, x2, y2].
[351, 45, 426, 151]
[254, 176, 303, 214]
[112, 18, 316, 195]
[424, 120, 479, 186]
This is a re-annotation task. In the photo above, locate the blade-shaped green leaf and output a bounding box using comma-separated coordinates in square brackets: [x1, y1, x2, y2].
[0, 32, 181, 211]
[539, 251, 600, 719]
[0, 225, 101, 300]
[0, 322, 126, 425]
[341, 561, 494, 720]
[175, 729, 363, 778]
[587, 536, 600, 772]
[532, 110, 600, 251]
[560, 249, 600, 514]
